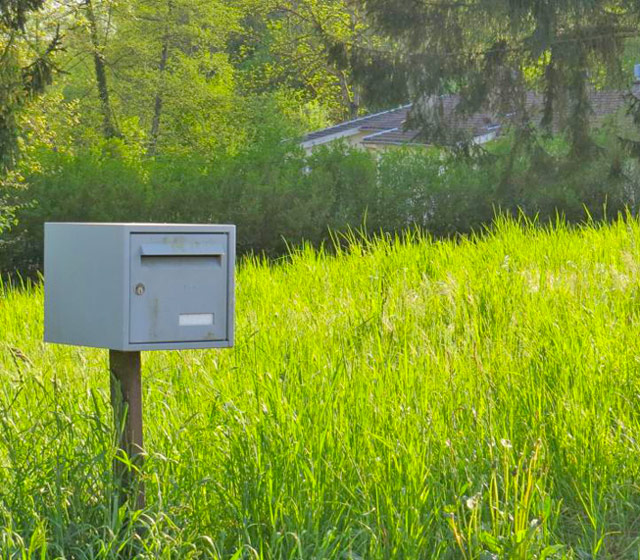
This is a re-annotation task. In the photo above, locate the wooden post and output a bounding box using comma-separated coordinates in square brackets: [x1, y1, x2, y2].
[109, 350, 145, 510]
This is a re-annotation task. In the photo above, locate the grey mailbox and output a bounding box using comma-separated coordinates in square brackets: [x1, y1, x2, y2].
[44, 223, 235, 350]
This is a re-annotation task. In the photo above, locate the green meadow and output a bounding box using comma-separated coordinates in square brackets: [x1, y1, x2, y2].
[2, 218, 640, 559]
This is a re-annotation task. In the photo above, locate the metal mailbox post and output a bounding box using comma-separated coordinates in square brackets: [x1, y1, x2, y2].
[44, 223, 236, 508]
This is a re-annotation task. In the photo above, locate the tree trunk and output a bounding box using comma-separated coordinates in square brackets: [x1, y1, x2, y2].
[567, 56, 593, 160]
[350, 85, 360, 120]
[338, 72, 359, 120]
[85, 0, 118, 139]
[541, 58, 556, 136]
[147, 3, 172, 158]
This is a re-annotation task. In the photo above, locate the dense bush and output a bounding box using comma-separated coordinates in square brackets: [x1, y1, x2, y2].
[2, 130, 640, 275]
[0, 136, 379, 273]
[371, 134, 640, 234]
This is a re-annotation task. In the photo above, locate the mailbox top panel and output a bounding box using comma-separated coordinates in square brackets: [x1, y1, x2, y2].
[45, 222, 235, 234]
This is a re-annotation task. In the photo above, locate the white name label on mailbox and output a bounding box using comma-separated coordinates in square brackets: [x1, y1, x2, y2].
[179, 313, 215, 327]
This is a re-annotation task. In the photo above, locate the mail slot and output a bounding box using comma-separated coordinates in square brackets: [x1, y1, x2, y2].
[139, 243, 224, 257]
[44, 223, 235, 351]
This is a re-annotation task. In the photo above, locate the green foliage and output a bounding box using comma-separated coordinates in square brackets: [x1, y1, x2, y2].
[0, 0, 59, 171]
[0, 48, 23, 171]
[234, 0, 393, 122]
[4, 125, 640, 275]
[13, 0, 372, 161]
[0, 0, 61, 244]
[0, 131, 375, 272]
[3, 218, 640, 556]
[372, 130, 640, 237]
[0, 0, 45, 30]
[374, 148, 499, 235]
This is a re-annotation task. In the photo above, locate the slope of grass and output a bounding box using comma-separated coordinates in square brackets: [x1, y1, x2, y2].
[2, 218, 640, 559]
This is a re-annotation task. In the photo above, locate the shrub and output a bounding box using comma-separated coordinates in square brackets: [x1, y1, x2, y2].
[2, 128, 640, 276]
[0, 139, 379, 273]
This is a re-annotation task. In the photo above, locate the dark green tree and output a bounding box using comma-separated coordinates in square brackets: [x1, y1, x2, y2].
[361, 0, 639, 157]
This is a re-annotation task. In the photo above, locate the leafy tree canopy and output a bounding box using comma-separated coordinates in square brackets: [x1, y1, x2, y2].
[1, 0, 59, 170]
[0, 0, 44, 30]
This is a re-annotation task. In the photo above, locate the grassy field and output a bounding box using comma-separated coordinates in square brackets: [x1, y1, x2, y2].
[2, 218, 640, 559]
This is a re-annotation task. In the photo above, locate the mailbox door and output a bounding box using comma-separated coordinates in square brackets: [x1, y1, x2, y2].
[129, 233, 229, 344]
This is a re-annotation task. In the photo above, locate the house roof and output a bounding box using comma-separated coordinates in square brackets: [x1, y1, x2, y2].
[303, 86, 640, 148]
[302, 104, 412, 144]
[362, 128, 420, 146]
[355, 97, 501, 146]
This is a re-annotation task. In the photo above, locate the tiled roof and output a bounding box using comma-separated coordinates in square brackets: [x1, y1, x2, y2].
[362, 128, 421, 145]
[523, 89, 637, 120]
[303, 86, 640, 147]
[302, 105, 411, 143]
[358, 108, 411, 132]
[361, 95, 501, 145]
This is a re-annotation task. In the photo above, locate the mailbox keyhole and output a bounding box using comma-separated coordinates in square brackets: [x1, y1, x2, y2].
[135, 283, 146, 296]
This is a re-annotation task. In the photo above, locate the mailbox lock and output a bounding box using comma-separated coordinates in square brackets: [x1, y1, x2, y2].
[134, 283, 146, 296]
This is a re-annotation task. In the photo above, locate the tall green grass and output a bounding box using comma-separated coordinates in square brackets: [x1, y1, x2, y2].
[2, 217, 640, 558]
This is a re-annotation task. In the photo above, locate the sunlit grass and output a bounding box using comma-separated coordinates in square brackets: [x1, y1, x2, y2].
[2, 217, 640, 558]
